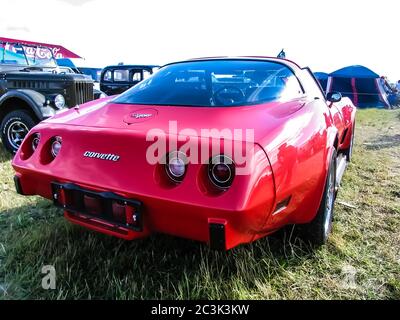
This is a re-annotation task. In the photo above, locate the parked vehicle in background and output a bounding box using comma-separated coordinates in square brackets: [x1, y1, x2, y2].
[0, 41, 95, 153]
[100, 64, 159, 95]
[78, 67, 102, 91]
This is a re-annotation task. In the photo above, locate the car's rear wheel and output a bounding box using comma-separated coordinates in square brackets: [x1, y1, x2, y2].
[1, 110, 37, 154]
[299, 149, 337, 246]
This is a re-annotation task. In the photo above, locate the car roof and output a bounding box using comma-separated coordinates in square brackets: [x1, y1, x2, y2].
[103, 65, 160, 70]
[163, 56, 302, 71]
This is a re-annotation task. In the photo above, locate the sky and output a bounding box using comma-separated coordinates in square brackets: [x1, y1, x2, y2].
[1, 0, 399, 80]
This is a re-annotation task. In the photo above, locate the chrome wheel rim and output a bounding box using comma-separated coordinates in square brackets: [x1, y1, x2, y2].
[7, 121, 29, 150]
[324, 167, 335, 236]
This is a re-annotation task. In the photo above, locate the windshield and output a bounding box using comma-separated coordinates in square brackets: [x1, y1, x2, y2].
[0, 43, 56, 67]
[114, 60, 304, 107]
[23, 45, 56, 67]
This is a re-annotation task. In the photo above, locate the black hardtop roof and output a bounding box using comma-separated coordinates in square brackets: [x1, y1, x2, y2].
[103, 64, 160, 70]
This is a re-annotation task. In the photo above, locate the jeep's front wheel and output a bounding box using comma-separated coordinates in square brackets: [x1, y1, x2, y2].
[1, 110, 37, 154]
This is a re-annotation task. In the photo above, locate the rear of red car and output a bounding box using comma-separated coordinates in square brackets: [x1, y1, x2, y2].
[12, 58, 323, 250]
[12, 107, 277, 249]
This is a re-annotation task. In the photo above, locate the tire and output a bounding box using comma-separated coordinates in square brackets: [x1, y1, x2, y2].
[0, 110, 37, 154]
[344, 123, 355, 162]
[299, 149, 337, 246]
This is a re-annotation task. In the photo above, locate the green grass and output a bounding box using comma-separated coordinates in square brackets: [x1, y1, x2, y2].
[1, 109, 399, 299]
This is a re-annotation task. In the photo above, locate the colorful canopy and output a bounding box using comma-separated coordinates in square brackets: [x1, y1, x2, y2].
[0, 37, 81, 59]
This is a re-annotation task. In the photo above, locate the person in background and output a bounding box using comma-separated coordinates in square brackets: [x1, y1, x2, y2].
[380, 76, 393, 93]
[277, 49, 286, 59]
[395, 81, 400, 107]
[380, 76, 396, 109]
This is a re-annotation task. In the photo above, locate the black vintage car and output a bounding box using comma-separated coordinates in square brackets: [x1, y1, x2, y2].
[100, 64, 159, 95]
[0, 41, 98, 153]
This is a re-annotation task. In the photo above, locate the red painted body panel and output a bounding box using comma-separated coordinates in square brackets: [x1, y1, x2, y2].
[12, 58, 356, 250]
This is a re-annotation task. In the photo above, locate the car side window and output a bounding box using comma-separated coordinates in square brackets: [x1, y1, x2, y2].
[132, 71, 142, 82]
[103, 70, 112, 82]
[143, 69, 151, 80]
[114, 69, 129, 82]
[299, 68, 325, 101]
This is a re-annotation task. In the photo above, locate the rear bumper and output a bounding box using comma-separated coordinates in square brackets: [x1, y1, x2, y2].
[14, 173, 273, 250]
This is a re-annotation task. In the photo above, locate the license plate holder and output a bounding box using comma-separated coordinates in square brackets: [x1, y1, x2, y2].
[51, 182, 143, 232]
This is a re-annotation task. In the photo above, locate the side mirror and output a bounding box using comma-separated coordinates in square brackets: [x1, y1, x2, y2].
[326, 92, 342, 103]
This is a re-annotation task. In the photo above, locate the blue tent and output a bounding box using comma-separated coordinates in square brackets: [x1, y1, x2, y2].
[330, 65, 379, 78]
[327, 65, 391, 108]
[314, 72, 329, 92]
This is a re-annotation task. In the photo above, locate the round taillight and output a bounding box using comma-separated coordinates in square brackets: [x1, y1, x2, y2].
[51, 136, 62, 157]
[31, 133, 40, 151]
[165, 151, 187, 182]
[208, 155, 235, 189]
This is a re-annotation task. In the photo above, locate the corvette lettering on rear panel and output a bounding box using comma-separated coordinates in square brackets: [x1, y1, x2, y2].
[83, 151, 120, 161]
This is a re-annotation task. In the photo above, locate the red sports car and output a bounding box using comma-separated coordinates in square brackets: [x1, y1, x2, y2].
[12, 57, 356, 250]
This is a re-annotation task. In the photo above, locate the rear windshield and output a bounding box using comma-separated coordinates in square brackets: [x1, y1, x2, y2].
[113, 60, 303, 107]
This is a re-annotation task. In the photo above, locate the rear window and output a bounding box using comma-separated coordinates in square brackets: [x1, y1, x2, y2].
[114, 69, 130, 82]
[113, 60, 303, 107]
